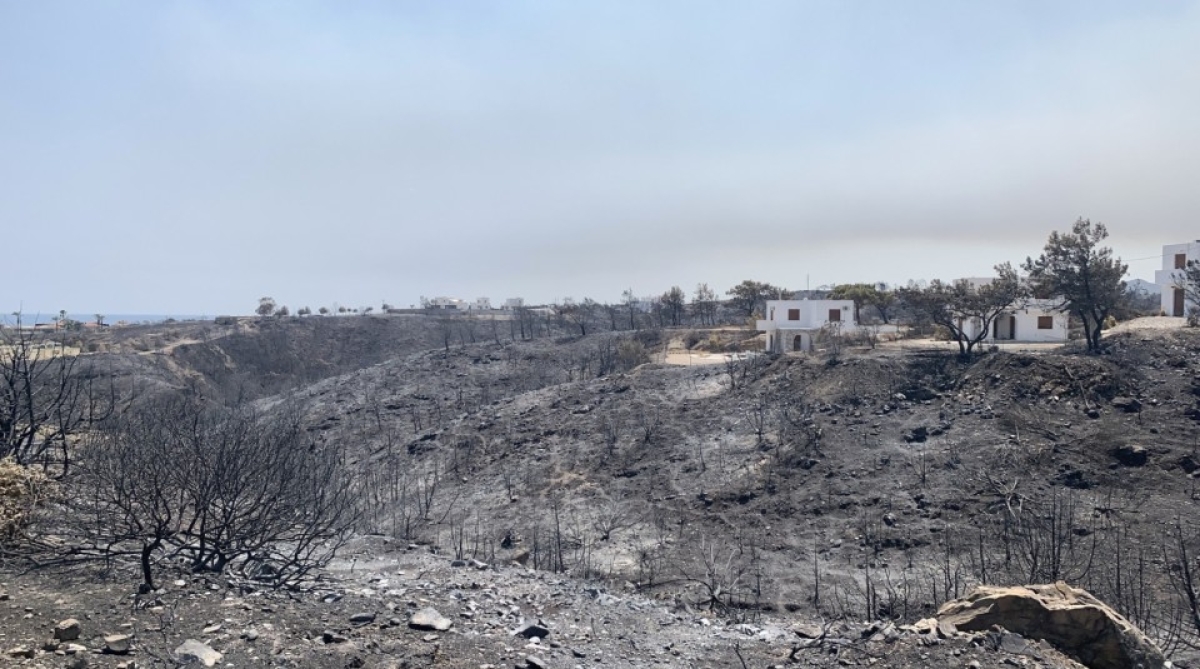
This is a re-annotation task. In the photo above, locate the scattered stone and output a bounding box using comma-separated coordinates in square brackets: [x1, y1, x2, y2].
[54, 618, 82, 641]
[173, 639, 222, 667]
[792, 622, 824, 639]
[937, 620, 958, 639]
[63, 643, 88, 654]
[321, 630, 348, 644]
[242, 629, 259, 641]
[994, 630, 1036, 656]
[201, 623, 222, 635]
[349, 612, 376, 624]
[938, 583, 1165, 669]
[1111, 397, 1142, 413]
[1110, 444, 1148, 467]
[525, 655, 549, 669]
[422, 633, 439, 642]
[103, 634, 132, 655]
[513, 622, 551, 639]
[904, 426, 928, 443]
[8, 645, 35, 659]
[65, 655, 89, 669]
[409, 608, 452, 631]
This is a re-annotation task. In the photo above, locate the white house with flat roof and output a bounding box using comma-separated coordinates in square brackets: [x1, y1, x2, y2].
[757, 299, 856, 353]
[1154, 241, 1200, 317]
[956, 278, 1070, 343]
[955, 298, 1069, 343]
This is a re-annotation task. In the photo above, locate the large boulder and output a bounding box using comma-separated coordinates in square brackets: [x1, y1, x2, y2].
[937, 582, 1164, 669]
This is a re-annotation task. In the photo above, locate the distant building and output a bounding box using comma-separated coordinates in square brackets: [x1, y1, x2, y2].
[955, 277, 1069, 343]
[1154, 241, 1200, 316]
[503, 298, 525, 310]
[468, 297, 493, 310]
[956, 298, 1069, 344]
[422, 296, 467, 310]
[757, 299, 857, 353]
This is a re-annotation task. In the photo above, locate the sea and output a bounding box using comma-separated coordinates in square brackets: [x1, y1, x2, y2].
[0, 313, 216, 327]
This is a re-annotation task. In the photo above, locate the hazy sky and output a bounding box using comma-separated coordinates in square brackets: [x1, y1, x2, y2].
[3, 1, 1198, 315]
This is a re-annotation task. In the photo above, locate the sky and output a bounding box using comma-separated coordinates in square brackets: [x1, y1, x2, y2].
[2, 1, 1199, 315]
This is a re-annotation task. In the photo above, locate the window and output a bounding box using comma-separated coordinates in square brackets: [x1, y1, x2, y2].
[787, 309, 800, 321]
[1037, 316, 1053, 330]
[1176, 253, 1188, 269]
[828, 309, 841, 322]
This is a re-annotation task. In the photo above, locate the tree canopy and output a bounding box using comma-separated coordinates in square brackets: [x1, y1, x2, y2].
[1023, 219, 1127, 352]
[726, 280, 789, 318]
[897, 264, 1024, 356]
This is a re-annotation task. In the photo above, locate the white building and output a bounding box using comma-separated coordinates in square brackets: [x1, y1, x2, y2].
[757, 299, 856, 353]
[957, 278, 1070, 343]
[422, 296, 467, 310]
[468, 297, 493, 310]
[957, 299, 1069, 343]
[503, 298, 525, 310]
[1154, 241, 1200, 317]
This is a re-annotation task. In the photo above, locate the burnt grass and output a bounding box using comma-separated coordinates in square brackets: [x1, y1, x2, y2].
[5, 317, 1200, 667]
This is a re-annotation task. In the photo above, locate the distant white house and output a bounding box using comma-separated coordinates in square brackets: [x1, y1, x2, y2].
[757, 299, 856, 353]
[503, 298, 525, 310]
[955, 298, 1070, 343]
[422, 296, 467, 310]
[954, 277, 1069, 343]
[469, 297, 493, 310]
[1154, 241, 1200, 316]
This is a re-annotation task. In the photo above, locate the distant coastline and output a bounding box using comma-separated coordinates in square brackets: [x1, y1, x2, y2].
[0, 313, 217, 326]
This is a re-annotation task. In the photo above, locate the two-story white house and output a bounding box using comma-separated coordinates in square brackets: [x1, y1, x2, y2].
[1154, 241, 1200, 316]
[757, 299, 856, 353]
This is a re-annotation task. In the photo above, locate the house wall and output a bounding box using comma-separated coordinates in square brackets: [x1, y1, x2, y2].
[1154, 242, 1200, 316]
[959, 302, 1068, 343]
[757, 299, 856, 352]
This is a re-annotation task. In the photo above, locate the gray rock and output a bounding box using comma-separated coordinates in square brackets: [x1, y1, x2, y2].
[322, 630, 348, 644]
[54, 618, 82, 641]
[409, 608, 452, 631]
[526, 655, 549, 669]
[1111, 444, 1149, 467]
[513, 622, 550, 639]
[938, 583, 1166, 669]
[173, 639, 222, 667]
[103, 634, 132, 655]
[349, 612, 376, 624]
[792, 622, 824, 639]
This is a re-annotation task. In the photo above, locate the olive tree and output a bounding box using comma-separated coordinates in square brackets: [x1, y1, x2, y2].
[255, 297, 276, 317]
[1023, 219, 1127, 352]
[897, 264, 1024, 356]
[726, 280, 789, 318]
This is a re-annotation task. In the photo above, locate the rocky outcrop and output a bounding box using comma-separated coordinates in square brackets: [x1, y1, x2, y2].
[937, 582, 1164, 669]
